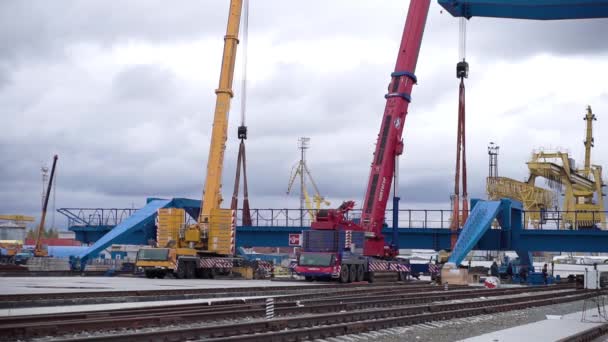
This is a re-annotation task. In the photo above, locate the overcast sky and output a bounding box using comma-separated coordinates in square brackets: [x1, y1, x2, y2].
[1, 1, 607, 229]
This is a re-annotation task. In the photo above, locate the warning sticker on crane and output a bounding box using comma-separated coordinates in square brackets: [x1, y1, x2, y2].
[288, 234, 301, 246]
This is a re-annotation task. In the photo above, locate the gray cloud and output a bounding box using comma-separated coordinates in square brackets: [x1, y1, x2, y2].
[0, 1, 607, 230]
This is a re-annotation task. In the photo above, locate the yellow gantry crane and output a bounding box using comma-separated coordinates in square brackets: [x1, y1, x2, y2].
[526, 107, 605, 229]
[0, 215, 35, 224]
[488, 106, 605, 229]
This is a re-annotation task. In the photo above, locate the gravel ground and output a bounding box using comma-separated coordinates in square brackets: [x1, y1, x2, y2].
[313, 299, 593, 342]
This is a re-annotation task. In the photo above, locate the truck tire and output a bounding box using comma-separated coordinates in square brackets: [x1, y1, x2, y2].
[367, 271, 375, 283]
[176, 261, 186, 279]
[186, 262, 196, 279]
[195, 268, 204, 279]
[349, 265, 357, 283]
[201, 268, 210, 279]
[339, 265, 350, 283]
[156, 271, 166, 279]
[356, 265, 365, 282]
[145, 270, 155, 279]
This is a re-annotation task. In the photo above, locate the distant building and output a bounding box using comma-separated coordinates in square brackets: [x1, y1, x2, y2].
[0, 222, 26, 242]
[58, 231, 76, 240]
[25, 238, 81, 247]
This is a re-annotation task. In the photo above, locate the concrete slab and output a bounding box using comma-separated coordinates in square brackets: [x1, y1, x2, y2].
[0, 276, 318, 295]
[0, 295, 270, 317]
[461, 311, 605, 342]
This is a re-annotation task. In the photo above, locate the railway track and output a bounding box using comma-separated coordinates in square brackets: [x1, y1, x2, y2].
[0, 280, 445, 309]
[0, 284, 581, 341]
[51, 288, 601, 342]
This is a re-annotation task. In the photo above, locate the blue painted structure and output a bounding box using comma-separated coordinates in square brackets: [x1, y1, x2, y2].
[61, 208, 138, 244]
[448, 200, 502, 266]
[76, 198, 200, 264]
[65, 199, 608, 257]
[61, 197, 608, 268]
[438, 0, 608, 20]
[237, 200, 608, 257]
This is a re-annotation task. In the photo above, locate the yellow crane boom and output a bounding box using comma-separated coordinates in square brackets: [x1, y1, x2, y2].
[199, 0, 243, 228]
[582, 105, 596, 177]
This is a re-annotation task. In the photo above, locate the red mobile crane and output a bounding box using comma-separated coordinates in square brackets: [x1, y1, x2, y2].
[295, 0, 431, 282]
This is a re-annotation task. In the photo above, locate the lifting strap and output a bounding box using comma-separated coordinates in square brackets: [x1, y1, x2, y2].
[230, 0, 252, 226]
[451, 17, 469, 249]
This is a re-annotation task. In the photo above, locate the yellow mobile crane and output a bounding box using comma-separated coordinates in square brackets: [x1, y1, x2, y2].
[136, 0, 246, 279]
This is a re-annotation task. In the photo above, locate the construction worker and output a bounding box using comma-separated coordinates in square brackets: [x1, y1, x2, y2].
[490, 261, 499, 277]
[519, 265, 528, 283]
[506, 262, 514, 281]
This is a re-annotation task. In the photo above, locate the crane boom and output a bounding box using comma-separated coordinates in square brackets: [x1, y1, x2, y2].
[583, 106, 596, 177]
[35, 154, 58, 257]
[199, 0, 243, 227]
[360, 0, 431, 244]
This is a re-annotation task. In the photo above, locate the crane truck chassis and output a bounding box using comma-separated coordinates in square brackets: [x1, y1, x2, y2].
[136, 247, 272, 279]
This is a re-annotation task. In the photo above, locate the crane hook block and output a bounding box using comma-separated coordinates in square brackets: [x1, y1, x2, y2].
[238, 125, 247, 140]
[456, 60, 469, 79]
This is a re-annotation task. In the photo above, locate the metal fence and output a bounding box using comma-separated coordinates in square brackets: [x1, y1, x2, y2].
[238, 208, 607, 230]
[523, 210, 607, 230]
[58, 208, 138, 228]
[237, 208, 460, 229]
[58, 207, 607, 231]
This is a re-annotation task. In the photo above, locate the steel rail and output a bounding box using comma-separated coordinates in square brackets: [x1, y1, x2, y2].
[0, 284, 465, 326]
[0, 281, 436, 309]
[56, 290, 597, 342]
[10, 286, 585, 341]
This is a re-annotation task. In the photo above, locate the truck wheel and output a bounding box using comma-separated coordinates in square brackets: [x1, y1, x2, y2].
[176, 261, 186, 279]
[201, 268, 210, 279]
[209, 267, 216, 279]
[305, 276, 314, 282]
[367, 271, 375, 283]
[349, 265, 357, 283]
[145, 270, 155, 279]
[156, 271, 166, 279]
[195, 268, 204, 279]
[339, 265, 350, 283]
[186, 262, 196, 279]
[356, 265, 365, 282]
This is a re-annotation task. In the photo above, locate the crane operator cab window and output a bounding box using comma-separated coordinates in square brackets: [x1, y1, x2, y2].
[298, 253, 335, 267]
[137, 248, 170, 262]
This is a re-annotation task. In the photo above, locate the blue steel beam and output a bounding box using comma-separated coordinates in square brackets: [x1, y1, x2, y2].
[438, 0, 608, 20]
[236, 226, 608, 253]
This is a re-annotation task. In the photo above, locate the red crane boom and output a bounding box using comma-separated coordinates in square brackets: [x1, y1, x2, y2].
[312, 0, 431, 257]
[360, 0, 431, 256]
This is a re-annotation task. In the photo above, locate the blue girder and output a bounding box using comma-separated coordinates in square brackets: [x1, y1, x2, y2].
[438, 0, 608, 20]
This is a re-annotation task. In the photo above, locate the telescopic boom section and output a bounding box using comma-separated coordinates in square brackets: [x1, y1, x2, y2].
[361, 0, 431, 240]
[35, 154, 58, 257]
[199, 0, 243, 226]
